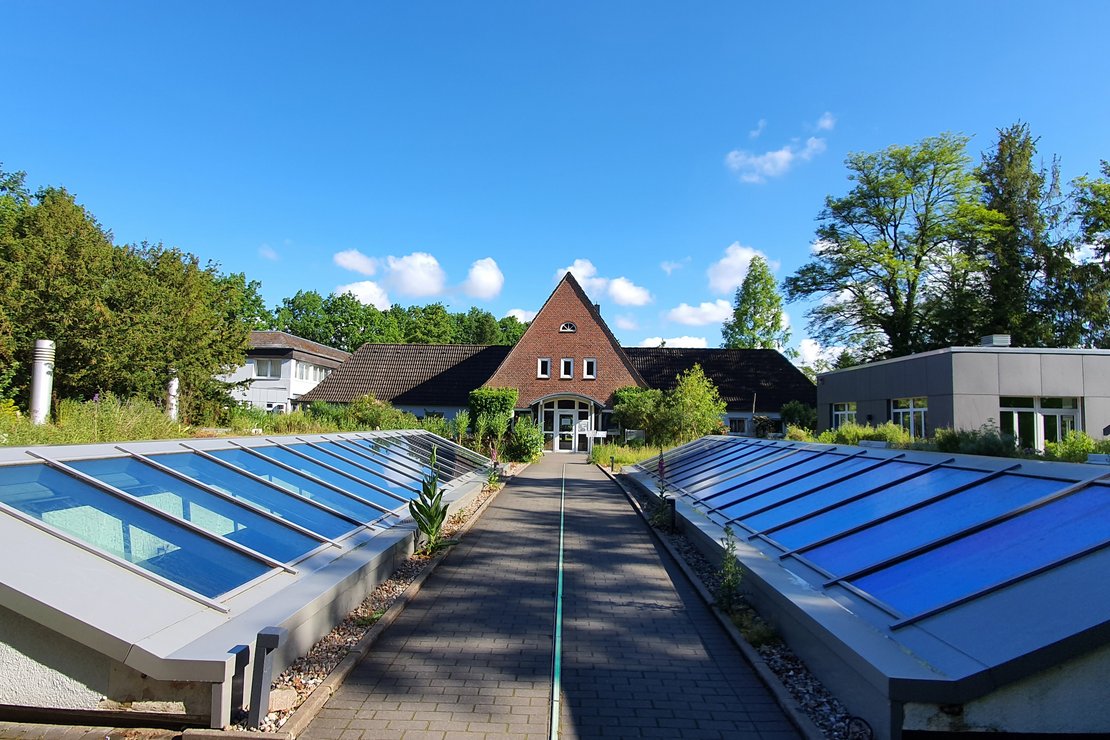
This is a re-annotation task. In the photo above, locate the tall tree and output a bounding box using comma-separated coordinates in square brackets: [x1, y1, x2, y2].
[784, 133, 1004, 360]
[975, 123, 1063, 345]
[1061, 161, 1110, 347]
[721, 254, 790, 350]
[498, 315, 527, 345]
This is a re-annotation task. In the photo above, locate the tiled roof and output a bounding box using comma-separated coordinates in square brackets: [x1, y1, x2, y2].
[297, 344, 512, 407]
[624, 347, 816, 412]
[248, 331, 351, 363]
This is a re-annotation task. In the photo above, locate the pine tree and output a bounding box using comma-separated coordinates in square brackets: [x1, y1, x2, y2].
[721, 255, 790, 350]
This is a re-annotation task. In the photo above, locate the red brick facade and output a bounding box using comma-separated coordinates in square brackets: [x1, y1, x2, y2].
[484, 273, 646, 408]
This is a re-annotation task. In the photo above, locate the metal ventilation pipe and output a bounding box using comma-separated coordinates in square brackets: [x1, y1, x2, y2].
[166, 372, 180, 422]
[30, 339, 55, 425]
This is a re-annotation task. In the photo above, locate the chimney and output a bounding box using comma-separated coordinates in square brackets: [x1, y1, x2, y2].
[594, 303, 601, 314]
[980, 334, 1012, 347]
[30, 339, 55, 425]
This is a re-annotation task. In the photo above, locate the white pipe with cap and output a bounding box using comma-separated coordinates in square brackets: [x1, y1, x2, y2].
[166, 373, 180, 422]
[30, 339, 55, 425]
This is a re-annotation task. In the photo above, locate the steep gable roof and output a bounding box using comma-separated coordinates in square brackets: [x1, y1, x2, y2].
[297, 344, 511, 407]
[625, 347, 816, 413]
[483, 273, 646, 407]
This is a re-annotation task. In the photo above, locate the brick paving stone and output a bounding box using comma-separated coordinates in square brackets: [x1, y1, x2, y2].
[299, 453, 798, 740]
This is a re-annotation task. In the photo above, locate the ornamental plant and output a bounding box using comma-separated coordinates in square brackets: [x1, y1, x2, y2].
[408, 445, 453, 552]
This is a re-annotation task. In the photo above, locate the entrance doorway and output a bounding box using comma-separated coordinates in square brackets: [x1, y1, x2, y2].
[557, 412, 576, 452]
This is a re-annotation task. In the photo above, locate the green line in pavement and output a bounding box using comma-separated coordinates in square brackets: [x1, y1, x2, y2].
[550, 464, 567, 740]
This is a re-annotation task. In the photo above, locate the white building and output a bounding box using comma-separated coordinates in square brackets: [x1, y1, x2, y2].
[224, 331, 350, 412]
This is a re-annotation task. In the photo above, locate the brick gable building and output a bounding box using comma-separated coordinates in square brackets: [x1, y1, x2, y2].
[300, 273, 815, 452]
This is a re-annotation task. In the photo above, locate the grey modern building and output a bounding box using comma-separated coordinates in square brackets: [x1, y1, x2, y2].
[816, 336, 1110, 450]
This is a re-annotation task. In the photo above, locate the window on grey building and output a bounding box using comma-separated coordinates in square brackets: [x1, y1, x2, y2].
[729, 418, 746, 434]
[1000, 396, 1080, 451]
[831, 402, 857, 429]
[891, 397, 927, 439]
[254, 358, 281, 378]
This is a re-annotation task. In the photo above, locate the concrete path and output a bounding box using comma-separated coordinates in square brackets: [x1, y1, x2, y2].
[299, 454, 798, 740]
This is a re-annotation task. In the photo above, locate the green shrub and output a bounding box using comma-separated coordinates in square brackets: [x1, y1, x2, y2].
[784, 424, 816, 442]
[933, 422, 1018, 457]
[468, 387, 518, 420]
[452, 409, 470, 443]
[716, 527, 743, 613]
[503, 417, 544, 462]
[420, 415, 451, 439]
[817, 421, 912, 447]
[779, 400, 817, 432]
[348, 394, 420, 430]
[1044, 429, 1096, 462]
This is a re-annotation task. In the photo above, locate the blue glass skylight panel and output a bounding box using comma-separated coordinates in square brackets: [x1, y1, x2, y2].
[676, 444, 786, 489]
[667, 444, 765, 486]
[850, 483, 1110, 617]
[400, 433, 483, 473]
[319, 442, 425, 485]
[70, 457, 319, 563]
[726, 460, 924, 530]
[697, 451, 819, 501]
[663, 442, 744, 477]
[290, 443, 418, 497]
[0, 463, 268, 598]
[149, 453, 354, 539]
[249, 446, 406, 511]
[804, 474, 1068, 576]
[705, 452, 854, 500]
[691, 449, 803, 499]
[370, 439, 461, 481]
[209, 448, 386, 522]
[762, 466, 984, 547]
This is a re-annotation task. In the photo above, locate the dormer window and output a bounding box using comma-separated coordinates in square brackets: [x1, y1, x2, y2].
[560, 322, 577, 333]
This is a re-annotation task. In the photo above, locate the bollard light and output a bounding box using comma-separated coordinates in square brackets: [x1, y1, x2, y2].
[610, 455, 615, 472]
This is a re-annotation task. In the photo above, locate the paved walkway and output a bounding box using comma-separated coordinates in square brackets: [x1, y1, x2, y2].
[300, 454, 798, 740]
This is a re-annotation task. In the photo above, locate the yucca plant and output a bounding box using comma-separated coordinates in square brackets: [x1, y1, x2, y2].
[409, 445, 453, 552]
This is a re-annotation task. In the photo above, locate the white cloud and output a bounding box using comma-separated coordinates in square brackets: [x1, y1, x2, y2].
[816, 111, 837, 131]
[614, 315, 638, 331]
[608, 277, 652, 306]
[334, 249, 378, 276]
[660, 258, 689, 276]
[386, 252, 446, 297]
[748, 118, 767, 139]
[724, 136, 827, 183]
[334, 280, 390, 310]
[707, 242, 779, 295]
[506, 308, 537, 323]
[665, 299, 732, 326]
[639, 336, 709, 348]
[554, 258, 609, 296]
[258, 244, 279, 261]
[462, 257, 504, 300]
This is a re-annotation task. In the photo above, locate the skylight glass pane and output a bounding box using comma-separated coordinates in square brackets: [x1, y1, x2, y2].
[724, 460, 922, 528]
[209, 448, 386, 522]
[0, 463, 268, 598]
[697, 451, 819, 501]
[692, 449, 801, 499]
[378, 436, 467, 479]
[668, 444, 762, 485]
[714, 453, 853, 499]
[321, 441, 425, 484]
[804, 474, 1067, 576]
[851, 484, 1110, 617]
[287, 444, 414, 501]
[146, 452, 354, 540]
[768, 467, 985, 551]
[679, 444, 787, 489]
[70, 457, 319, 563]
[401, 433, 484, 473]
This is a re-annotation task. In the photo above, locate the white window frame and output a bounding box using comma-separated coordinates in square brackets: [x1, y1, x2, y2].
[831, 402, 857, 429]
[537, 358, 551, 379]
[999, 396, 1081, 451]
[560, 322, 577, 333]
[890, 397, 927, 439]
[254, 358, 281, 379]
[583, 357, 596, 380]
[560, 358, 574, 379]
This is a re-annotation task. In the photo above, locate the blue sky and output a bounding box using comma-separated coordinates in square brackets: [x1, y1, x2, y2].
[4, 2, 1109, 363]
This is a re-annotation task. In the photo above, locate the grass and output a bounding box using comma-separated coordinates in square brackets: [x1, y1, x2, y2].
[588, 441, 661, 471]
[0, 393, 188, 446]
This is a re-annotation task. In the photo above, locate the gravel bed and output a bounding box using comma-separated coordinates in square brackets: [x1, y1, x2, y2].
[241, 471, 513, 733]
[630, 487, 857, 740]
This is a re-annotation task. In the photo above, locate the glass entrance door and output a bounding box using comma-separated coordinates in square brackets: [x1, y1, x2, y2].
[557, 412, 576, 452]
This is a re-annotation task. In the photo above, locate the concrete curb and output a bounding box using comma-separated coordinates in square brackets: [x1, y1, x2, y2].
[599, 464, 826, 740]
[271, 466, 519, 739]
